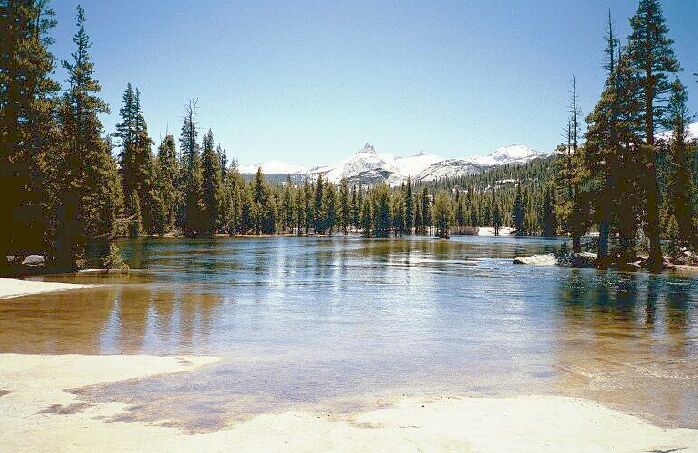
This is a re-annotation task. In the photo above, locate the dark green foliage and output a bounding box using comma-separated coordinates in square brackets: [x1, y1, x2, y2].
[662, 80, 695, 248]
[338, 178, 350, 234]
[115, 84, 155, 234]
[153, 135, 180, 234]
[432, 191, 453, 238]
[0, 0, 60, 273]
[404, 177, 414, 234]
[371, 184, 391, 237]
[360, 194, 372, 237]
[627, 0, 680, 269]
[56, 5, 123, 269]
[201, 129, 223, 234]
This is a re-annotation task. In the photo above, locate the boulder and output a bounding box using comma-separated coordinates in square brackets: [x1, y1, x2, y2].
[21, 255, 45, 267]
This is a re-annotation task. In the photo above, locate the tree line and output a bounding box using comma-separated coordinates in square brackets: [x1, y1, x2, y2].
[1, 0, 696, 275]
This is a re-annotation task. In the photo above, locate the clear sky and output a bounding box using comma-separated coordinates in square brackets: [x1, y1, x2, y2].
[49, 0, 697, 165]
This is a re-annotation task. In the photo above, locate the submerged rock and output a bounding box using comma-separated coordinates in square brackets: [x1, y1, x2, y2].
[78, 268, 129, 274]
[513, 254, 557, 266]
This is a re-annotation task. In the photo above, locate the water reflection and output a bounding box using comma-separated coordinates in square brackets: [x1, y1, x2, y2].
[0, 236, 696, 430]
[0, 285, 222, 354]
[553, 269, 697, 427]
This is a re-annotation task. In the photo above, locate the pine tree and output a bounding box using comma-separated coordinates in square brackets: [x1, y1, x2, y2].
[372, 184, 391, 237]
[663, 80, 695, 248]
[201, 129, 223, 234]
[414, 193, 423, 234]
[432, 191, 453, 238]
[420, 187, 431, 235]
[116, 85, 155, 234]
[56, 5, 123, 269]
[153, 134, 179, 233]
[360, 194, 372, 237]
[180, 100, 204, 236]
[338, 178, 350, 234]
[350, 184, 359, 231]
[627, 0, 680, 270]
[324, 183, 337, 235]
[224, 164, 245, 235]
[512, 183, 524, 235]
[0, 0, 60, 273]
[304, 180, 313, 235]
[314, 175, 325, 233]
[295, 180, 306, 235]
[391, 192, 406, 236]
[126, 191, 142, 238]
[542, 185, 557, 237]
[593, 10, 620, 263]
[492, 200, 502, 236]
[404, 177, 414, 234]
[282, 176, 295, 233]
[253, 167, 265, 234]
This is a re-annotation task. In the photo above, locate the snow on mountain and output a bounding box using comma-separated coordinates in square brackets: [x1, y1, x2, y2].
[239, 142, 547, 186]
[308, 143, 443, 186]
[465, 144, 540, 166]
[415, 144, 545, 183]
[238, 160, 308, 175]
[394, 152, 445, 177]
[415, 159, 484, 182]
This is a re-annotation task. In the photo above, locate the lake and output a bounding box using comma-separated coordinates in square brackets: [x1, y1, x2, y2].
[1, 236, 696, 432]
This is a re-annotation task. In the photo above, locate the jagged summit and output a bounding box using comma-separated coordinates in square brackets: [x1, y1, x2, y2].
[357, 143, 376, 154]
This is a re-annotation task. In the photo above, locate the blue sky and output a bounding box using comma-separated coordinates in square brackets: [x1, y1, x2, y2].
[50, 0, 697, 165]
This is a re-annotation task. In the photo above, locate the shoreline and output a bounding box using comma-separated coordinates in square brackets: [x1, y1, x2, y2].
[0, 278, 93, 300]
[1, 353, 696, 452]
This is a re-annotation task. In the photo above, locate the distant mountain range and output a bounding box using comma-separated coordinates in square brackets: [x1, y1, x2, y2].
[238, 121, 698, 186]
[239, 143, 548, 186]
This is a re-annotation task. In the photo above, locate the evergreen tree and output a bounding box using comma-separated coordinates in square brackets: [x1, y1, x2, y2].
[324, 183, 337, 235]
[56, 5, 123, 269]
[154, 134, 179, 233]
[372, 184, 391, 237]
[404, 177, 414, 234]
[420, 187, 431, 235]
[350, 185, 359, 231]
[314, 175, 325, 233]
[0, 0, 60, 273]
[224, 164, 245, 235]
[432, 191, 453, 238]
[282, 176, 295, 233]
[413, 194, 423, 234]
[627, 0, 680, 269]
[338, 178, 350, 234]
[662, 80, 695, 248]
[492, 200, 502, 236]
[360, 194, 372, 237]
[304, 179, 313, 235]
[116, 85, 155, 234]
[180, 100, 204, 236]
[542, 185, 557, 237]
[295, 180, 307, 235]
[391, 192, 406, 236]
[512, 183, 524, 235]
[126, 191, 142, 238]
[201, 129, 223, 234]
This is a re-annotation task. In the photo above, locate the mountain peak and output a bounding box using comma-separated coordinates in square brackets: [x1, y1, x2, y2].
[358, 143, 376, 154]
